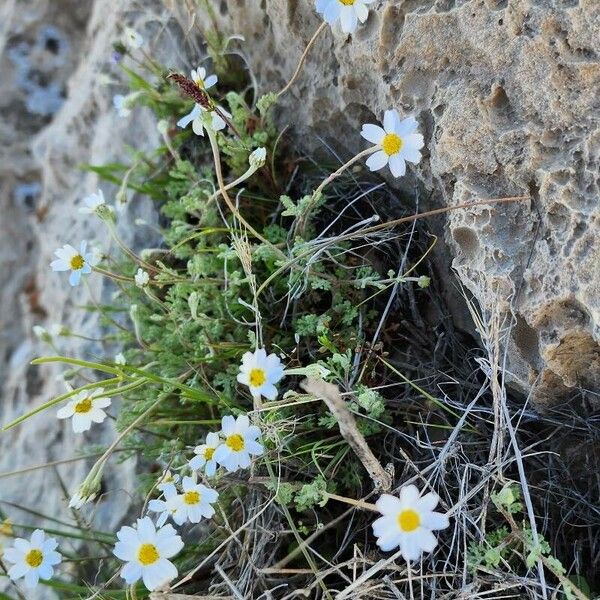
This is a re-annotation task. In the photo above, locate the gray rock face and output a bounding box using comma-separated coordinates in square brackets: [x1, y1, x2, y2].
[1, 1, 172, 597]
[205, 0, 600, 405]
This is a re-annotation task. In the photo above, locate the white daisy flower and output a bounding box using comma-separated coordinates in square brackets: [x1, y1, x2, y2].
[3, 529, 62, 589]
[156, 469, 180, 495]
[50, 241, 97, 287]
[361, 110, 424, 178]
[135, 268, 150, 288]
[189, 431, 220, 476]
[176, 477, 218, 523]
[315, 0, 376, 34]
[113, 517, 183, 592]
[148, 486, 182, 527]
[190, 66, 218, 91]
[372, 485, 449, 561]
[56, 389, 111, 433]
[124, 27, 143, 49]
[79, 189, 105, 214]
[176, 103, 230, 137]
[213, 415, 264, 472]
[237, 348, 285, 400]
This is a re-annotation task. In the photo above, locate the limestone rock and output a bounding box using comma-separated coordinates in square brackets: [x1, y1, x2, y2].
[203, 0, 600, 405]
[1, 1, 180, 597]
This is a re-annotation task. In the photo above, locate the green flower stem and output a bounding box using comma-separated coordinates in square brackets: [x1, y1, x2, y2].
[296, 146, 378, 236]
[206, 128, 285, 258]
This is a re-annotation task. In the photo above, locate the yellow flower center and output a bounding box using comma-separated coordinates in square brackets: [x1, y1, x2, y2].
[382, 133, 403, 156]
[74, 398, 93, 413]
[249, 368, 267, 387]
[226, 434, 245, 452]
[138, 543, 159, 566]
[340, 0, 355, 4]
[397, 509, 420, 532]
[70, 254, 85, 270]
[204, 447, 215, 461]
[25, 549, 43, 568]
[183, 490, 201, 505]
[195, 77, 205, 89]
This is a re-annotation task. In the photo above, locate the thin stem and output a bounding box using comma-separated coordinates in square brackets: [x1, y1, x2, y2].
[297, 147, 377, 235]
[278, 22, 328, 98]
[206, 128, 285, 257]
[325, 492, 378, 512]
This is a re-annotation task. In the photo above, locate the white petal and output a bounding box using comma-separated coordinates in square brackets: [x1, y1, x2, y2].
[376, 494, 403, 516]
[355, 2, 369, 22]
[72, 414, 91, 432]
[400, 535, 422, 562]
[24, 570, 40, 589]
[121, 561, 142, 584]
[142, 559, 177, 591]
[397, 117, 419, 136]
[177, 105, 200, 129]
[388, 153, 406, 178]
[50, 259, 70, 272]
[260, 383, 278, 400]
[57, 403, 75, 419]
[417, 492, 439, 512]
[401, 148, 422, 164]
[376, 532, 402, 552]
[113, 541, 136, 562]
[205, 460, 217, 476]
[37, 563, 53, 580]
[421, 511, 449, 530]
[366, 150, 389, 171]
[189, 455, 204, 471]
[206, 431, 220, 446]
[323, 1, 341, 25]
[236, 414, 250, 431]
[383, 110, 399, 133]
[93, 396, 111, 409]
[156, 534, 184, 559]
[69, 269, 82, 287]
[8, 562, 29, 579]
[136, 517, 156, 543]
[192, 117, 205, 136]
[221, 415, 236, 436]
[404, 133, 425, 151]
[399, 484, 420, 507]
[417, 528, 439, 553]
[372, 515, 395, 537]
[340, 6, 358, 33]
[117, 526, 138, 546]
[204, 74, 218, 89]
[245, 440, 264, 456]
[361, 124, 385, 144]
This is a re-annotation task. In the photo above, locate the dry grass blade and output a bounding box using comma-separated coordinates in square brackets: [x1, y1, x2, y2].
[300, 377, 392, 490]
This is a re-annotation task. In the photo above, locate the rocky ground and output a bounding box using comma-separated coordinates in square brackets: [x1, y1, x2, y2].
[1, 0, 598, 597]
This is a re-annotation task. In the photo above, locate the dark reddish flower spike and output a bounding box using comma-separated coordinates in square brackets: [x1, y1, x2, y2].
[167, 73, 213, 110]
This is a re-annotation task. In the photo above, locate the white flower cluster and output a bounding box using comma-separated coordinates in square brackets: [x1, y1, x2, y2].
[107, 348, 285, 591]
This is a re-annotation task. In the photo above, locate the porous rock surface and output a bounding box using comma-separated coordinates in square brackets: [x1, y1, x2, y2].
[206, 0, 600, 405]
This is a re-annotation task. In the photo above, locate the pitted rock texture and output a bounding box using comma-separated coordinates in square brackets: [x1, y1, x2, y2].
[201, 0, 600, 405]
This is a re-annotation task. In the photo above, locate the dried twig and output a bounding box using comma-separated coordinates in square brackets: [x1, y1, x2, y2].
[300, 377, 392, 490]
